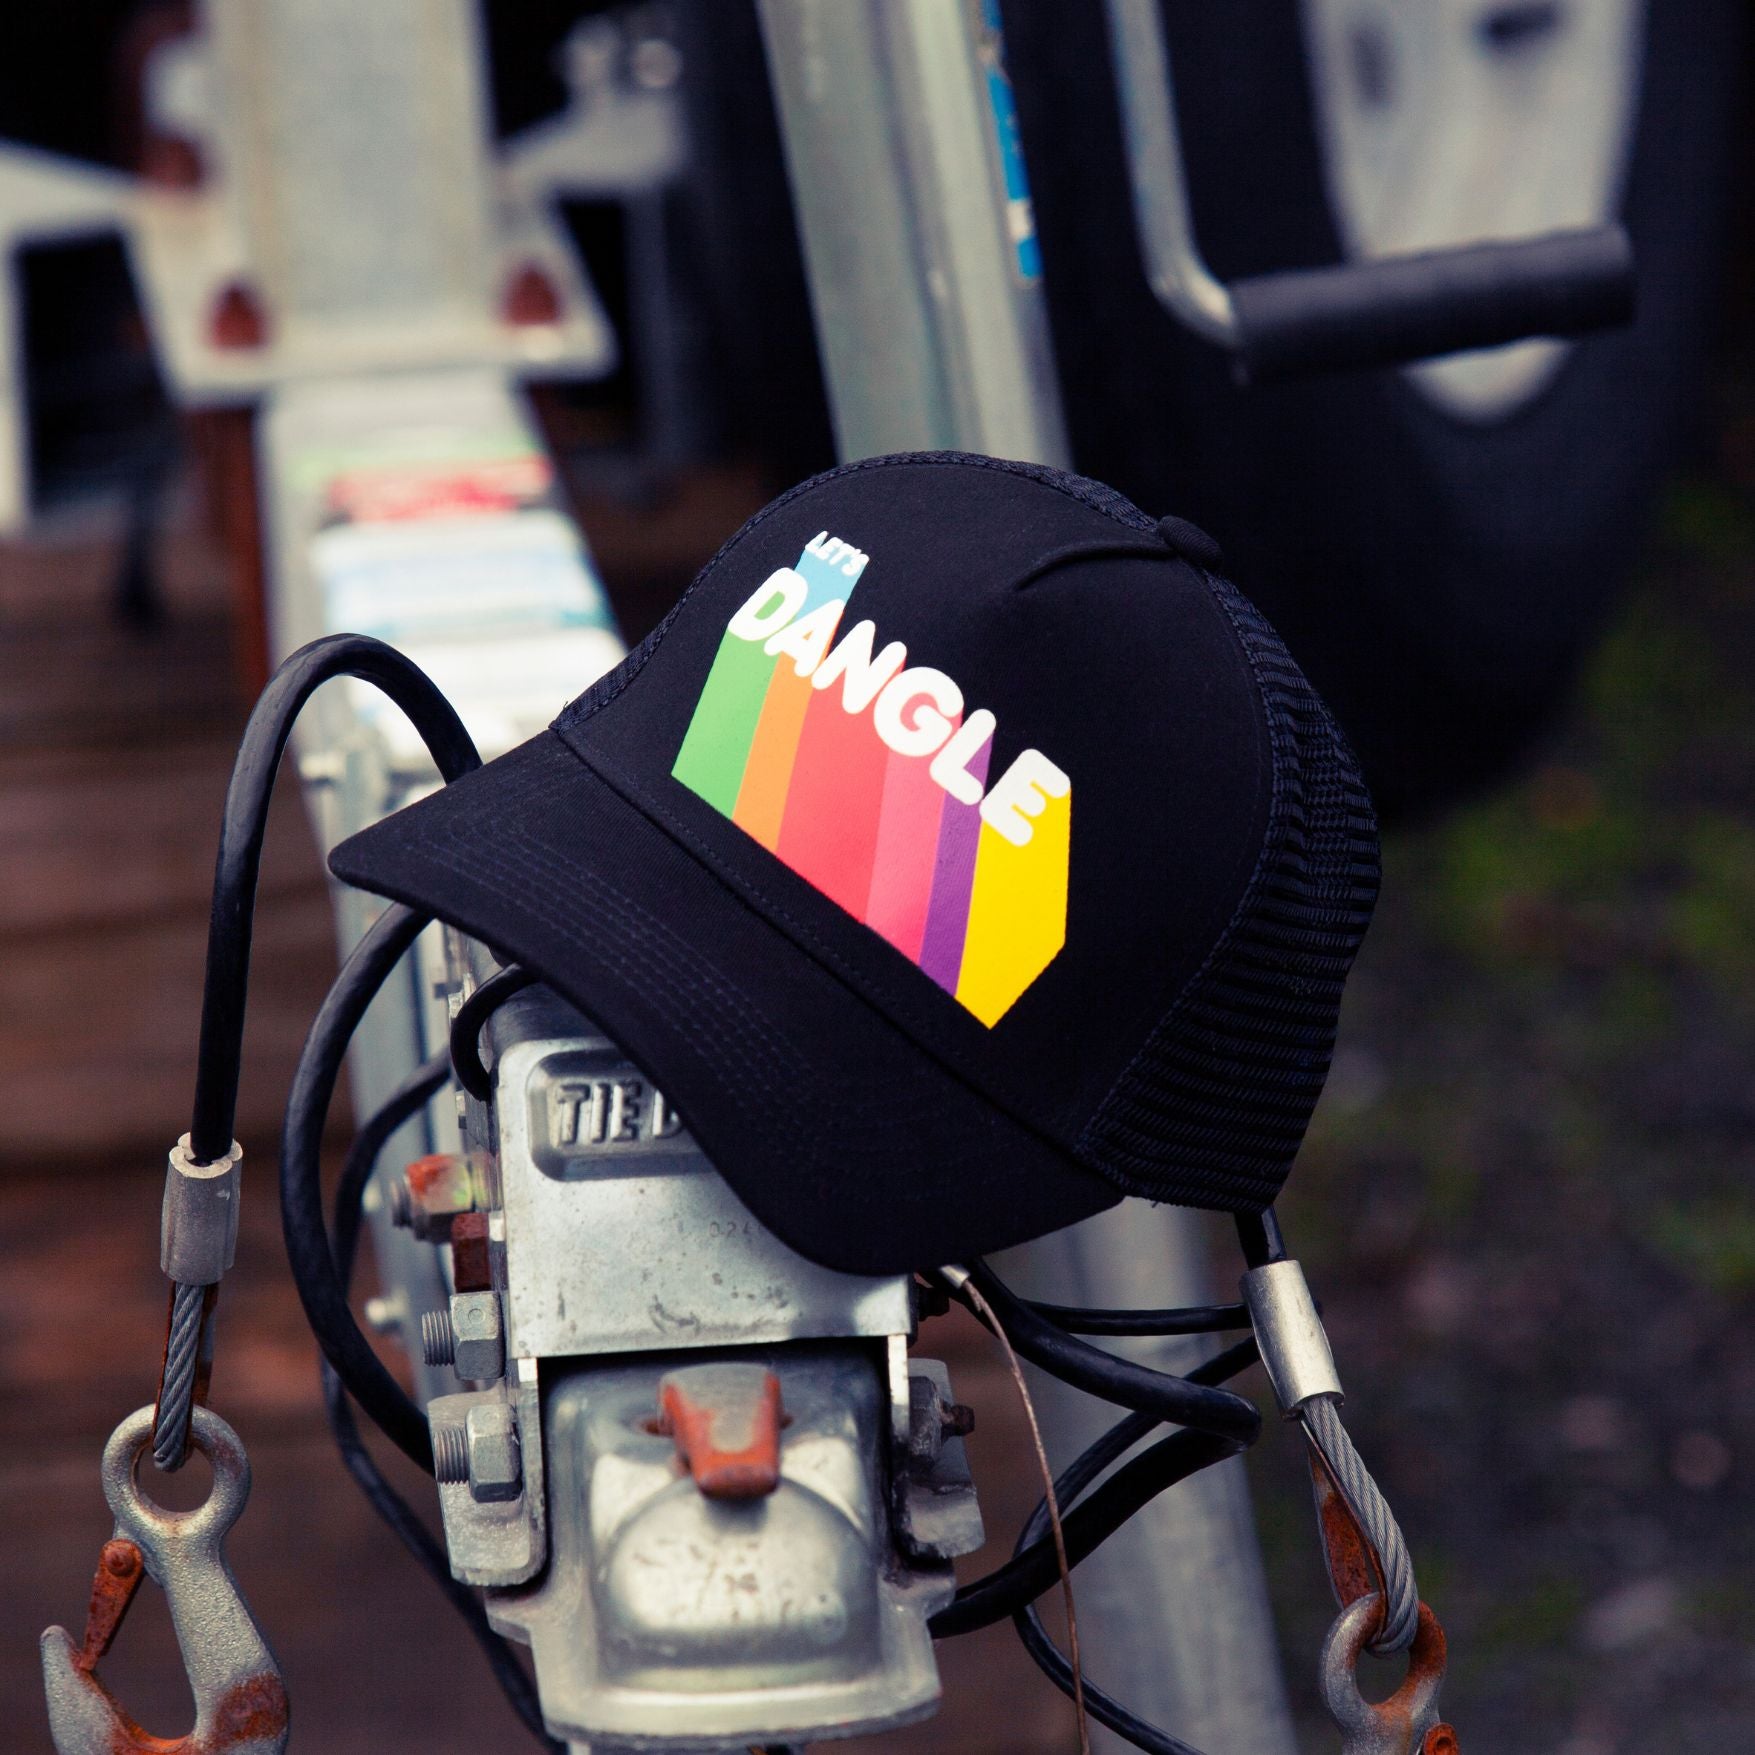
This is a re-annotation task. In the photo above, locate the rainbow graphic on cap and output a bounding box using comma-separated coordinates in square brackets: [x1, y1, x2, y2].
[672, 534, 1070, 1025]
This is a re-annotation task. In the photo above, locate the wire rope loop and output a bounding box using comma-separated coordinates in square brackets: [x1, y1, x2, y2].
[105, 1404, 252, 1548]
[1301, 1393, 1420, 1656]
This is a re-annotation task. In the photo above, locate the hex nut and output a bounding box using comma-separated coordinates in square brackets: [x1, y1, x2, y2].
[451, 1291, 505, 1382]
[465, 1401, 522, 1503]
[396, 1153, 486, 1240]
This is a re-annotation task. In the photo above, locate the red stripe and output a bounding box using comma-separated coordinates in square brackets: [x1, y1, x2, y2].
[775, 688, 891, 916]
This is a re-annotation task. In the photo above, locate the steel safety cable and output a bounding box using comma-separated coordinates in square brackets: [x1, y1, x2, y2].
[152, 633, 479, 1470]
[1234, 1207, 1421, 1655]
[152, 1283, 209, 1468]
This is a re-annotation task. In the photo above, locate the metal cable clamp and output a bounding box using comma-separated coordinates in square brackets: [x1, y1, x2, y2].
[161, 1133, 243, 1285]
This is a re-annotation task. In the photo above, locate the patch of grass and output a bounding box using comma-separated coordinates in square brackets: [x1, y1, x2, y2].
[1416, 771, 1647, 966]
[1419, 1148, 1483, 1229]
[1669, 811, 1755, 987]
[1689, 1573, 1755, 1627]
[1593, 964, 1676, 1042]
[1471, 1572, 1587, 1655]
[1538, 1084, 1613, 1180]
[1659, 477, 1755, 568]
[1582, 591, 1731, 782]
[1647, 1196, 1755, 1297]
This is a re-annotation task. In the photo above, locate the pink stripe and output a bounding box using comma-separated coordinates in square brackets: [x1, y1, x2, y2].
[863, 721, 957, 960]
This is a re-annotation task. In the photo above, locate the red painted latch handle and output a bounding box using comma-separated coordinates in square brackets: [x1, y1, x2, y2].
[657, 1364, 785, 1500]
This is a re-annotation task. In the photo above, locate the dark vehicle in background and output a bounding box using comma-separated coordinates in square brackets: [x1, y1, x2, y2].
[688, 0, 1745, 817]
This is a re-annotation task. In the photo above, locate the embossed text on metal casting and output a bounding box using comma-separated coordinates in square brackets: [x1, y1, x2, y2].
[546, 1076, 686, 1152]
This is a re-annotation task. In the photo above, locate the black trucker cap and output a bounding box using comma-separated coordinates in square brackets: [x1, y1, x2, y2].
[331, 453, 1379, 1274]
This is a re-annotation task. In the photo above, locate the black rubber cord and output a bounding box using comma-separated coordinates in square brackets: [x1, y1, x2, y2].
[328, 1053, 451, 1289]
[281, 901, 436, 1472]
[931, 1429, 1241, 1638]
[964, 1263, 1261, 1445]
[1026, 1299, 1250, 1337]
[1001, 1349, 1265, 1755]
[190, 634, 479, 1164]
[317, 1372, 557, 1749]
[323, 1053, 562, 1755]
[1015, 1607, 1209, 1755]
[929, 1334, 1258, 1637]
[1234, 1207, 1288, 1270]
[1008, 1402, 1214, 1754]
[450, 964, 537, 1101]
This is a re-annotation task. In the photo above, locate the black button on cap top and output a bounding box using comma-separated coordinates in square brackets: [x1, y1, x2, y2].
[1156, 514, 1224, 570]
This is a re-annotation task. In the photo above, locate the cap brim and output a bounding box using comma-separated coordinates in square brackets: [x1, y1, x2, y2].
[329, 732, 1119, 1275]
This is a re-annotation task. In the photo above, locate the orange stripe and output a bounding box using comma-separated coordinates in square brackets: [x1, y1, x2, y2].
[732, 663, 816, 848]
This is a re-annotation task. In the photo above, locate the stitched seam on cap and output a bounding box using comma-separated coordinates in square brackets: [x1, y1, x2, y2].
[408, 790, 1077, 1179]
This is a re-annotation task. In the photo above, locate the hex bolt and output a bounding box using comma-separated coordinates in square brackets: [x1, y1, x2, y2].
[450, 1291, 506, 1381]
[432, 1422, 469, 1484]
[904, 1377, 977, 1474]
[388, 1179, 414, 1229]
[465, 1402, 522, 1503]
[421, 1309, 456, 1367]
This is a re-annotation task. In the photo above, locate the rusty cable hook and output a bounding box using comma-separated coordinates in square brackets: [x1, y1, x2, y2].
[1319, 1594, 1459, 1755]
[40, 1404, 289, 1755]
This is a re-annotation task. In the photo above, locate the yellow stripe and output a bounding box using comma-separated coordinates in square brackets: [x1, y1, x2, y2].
[954, 789, 1070, 1026]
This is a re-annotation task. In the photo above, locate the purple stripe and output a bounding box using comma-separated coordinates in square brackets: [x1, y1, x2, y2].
[916, 737, 992, 992]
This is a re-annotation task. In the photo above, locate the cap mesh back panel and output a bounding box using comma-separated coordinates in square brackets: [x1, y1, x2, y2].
[1076, 573, 1380, 1211]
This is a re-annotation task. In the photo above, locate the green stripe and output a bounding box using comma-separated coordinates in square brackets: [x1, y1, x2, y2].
[672, 631, 779, 812]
